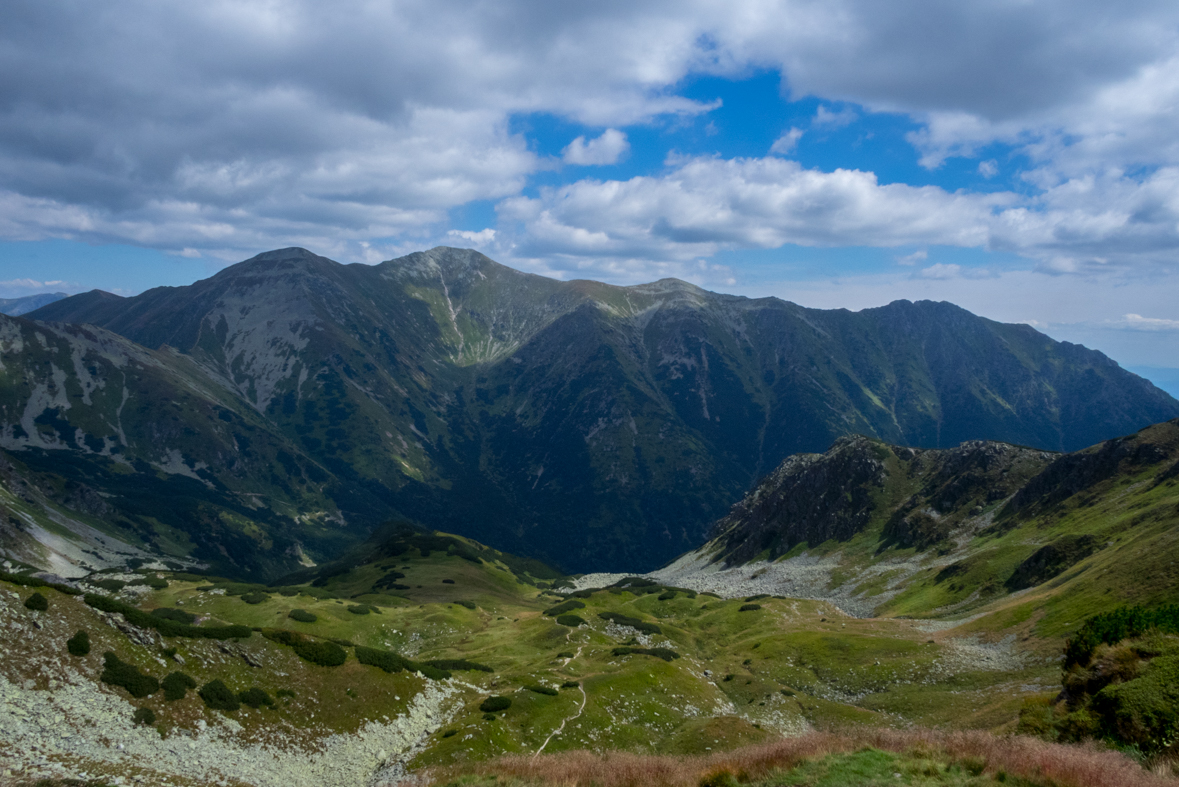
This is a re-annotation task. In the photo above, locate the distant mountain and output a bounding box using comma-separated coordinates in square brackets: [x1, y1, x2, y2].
[657, 420, 1179, 623]
[7, 246, 1179, 577]
[0, 292, 68, 316]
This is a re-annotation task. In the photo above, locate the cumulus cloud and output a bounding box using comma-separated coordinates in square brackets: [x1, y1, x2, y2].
[896, 250, 928, 266]
[1110, 313, 1179, 331]
[813, 106, 858, 128]
[770, 128, 804, 155]
[563, 129, 630, 166]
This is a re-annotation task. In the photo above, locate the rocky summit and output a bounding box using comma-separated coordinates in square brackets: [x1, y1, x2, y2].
[3, 246, 1178, 578]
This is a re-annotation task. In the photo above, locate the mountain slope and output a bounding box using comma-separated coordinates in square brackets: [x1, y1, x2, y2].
[16, 246, 1179, 574]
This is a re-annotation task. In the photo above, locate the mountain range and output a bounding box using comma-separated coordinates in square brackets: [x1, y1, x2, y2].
[3, 246, 1178, 578]
[0, 292, 68, 316]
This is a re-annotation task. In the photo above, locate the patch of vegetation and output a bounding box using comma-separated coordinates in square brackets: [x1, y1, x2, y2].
[24, 592, 48, 611]
[1007, 534, 1099, 591]
[658, 591, 676, 600]
[241, 591, 269, 604]
[132, 707, 156, 726]
[611, 646, 680, 662]
[92, 578, 127, 592]
[238, 687, 274, 708]
[744, 594, 770, 602]
[346, 604, 371, 615]
[479, 696, 511, 713]
[262, 630, 348, 667]
[425, 659, 493, 672]
[162, 671, 197, 701]
[67, 630, 90, 657]
[1064, 604, 1179, 668]
[354, 645, 451, 679]
[83, 594, 252, 640]
[0, 569, 82, 596]
[129, 575, 168, 590]
[288, 609, 317, 623]
[544, 599, 586, 616]
[556, 614, 586, 627]
[150, 607, 196, 625]
[561, 681, 580, 689]
[526, 684, 558, 696]
[100, 652, 158, 698]
[556, 651, 575, 658]
[199, 679, 240, 711]
[739, 604, 763, 612]
[456, 600, 477, 610]
[598, 611, 662, 635]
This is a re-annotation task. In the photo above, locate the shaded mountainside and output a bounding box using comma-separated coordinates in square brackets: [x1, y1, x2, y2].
[0, 292, 69, 316]
[675, 419, 1179, 630]
[8, 246, 1179, 577]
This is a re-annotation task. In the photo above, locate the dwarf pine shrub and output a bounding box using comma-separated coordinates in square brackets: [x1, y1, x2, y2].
[132, 707, 156, 726]
[739, 604, 762, 612]
[597, 612, 661, 634]
[425, 659, 492, 672]
[67, 630, 90, 657]
[480, 696, 511, 712]
[457, 600, 477, 610]
[24, 592, 48, 611]
[544, 599, 586, 617]
[241, 591, 269, 605]
[556, 614, 586, 627]
[561, 681, 580, 689]
[162, 671, 197, 701]
[526, 684, 558, 696]
[288, 609, 317, 623]
[151, 607, 196, 625]
[100, 652, 158, 698]
[238, 687, 274, 708]
[611, 646, 680, 662]
[346, 604, 371, 615]
[199, 679, 239, 711]
[84, 594, 251, 640]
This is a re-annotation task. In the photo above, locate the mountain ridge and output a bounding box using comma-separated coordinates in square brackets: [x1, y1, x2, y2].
[7, 246, 1179, 576]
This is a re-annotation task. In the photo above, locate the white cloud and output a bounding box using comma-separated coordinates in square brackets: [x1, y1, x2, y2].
[978, 160, 998, 178]
[447, 228, 497, 246]
[562, 129, 630, 166]
[813, 106, 857, 128]
[1110, 313, 1179, 331]
[770, 128, 804, 155]
[896, 249, 927, 266]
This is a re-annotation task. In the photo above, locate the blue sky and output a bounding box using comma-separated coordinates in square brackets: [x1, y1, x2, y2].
[2, 1, 1179, 381]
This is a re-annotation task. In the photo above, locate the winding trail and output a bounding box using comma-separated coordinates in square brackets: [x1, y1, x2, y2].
[534, 646, 587, 758]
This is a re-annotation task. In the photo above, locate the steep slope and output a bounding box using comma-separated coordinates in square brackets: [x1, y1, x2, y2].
[0, 292, 68, 316]
[18, 246, 1179, 574]
[656, 420, 1179, 636]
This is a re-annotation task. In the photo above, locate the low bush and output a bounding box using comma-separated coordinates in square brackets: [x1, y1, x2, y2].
[657, 591, 677, 601]
[483, 713, 496, 721]
[330, 638, 356, 647]
[744, 593, 770, 602]
[526, 684, 558, 696]
[275, 689, 295, 699]
[92, 578, 127, 592]
[162, 671, 197, 701]
[443, 729, 457, 738]
[132, 707, 156, 726]
[199, 679, 240, 711]
[355, 645, 452, 679]
[100, 652, 158, 698]
[425, 659, 493, 672]
[24, 592, 48, 611]
[67, 630, 90, 657]
[456, 600, 477, 610]
[262, 629, 347, 666]
[597, 612, 661, 635]
[151, 607, 196, 625]
[278, 587, 299, 597]
[480, 696, 511, 713]
[129, 576, 168, 590]
[288, 609, 317, 623]
[568, 589, 597, 599]
[556, 614, 586, 627]
[739, 604, 762, 612]
[561, 681, 580, 689]
[347, 604, 371, 615]
[83, 594, 251, 640]
[611, 646, 680, 662]
[544, 599, 586, 617]
[1065, 604, 1179, 667]
[556, 651, 575, 658]
[238, 687, 274, 708]
[0, 570, 82, 596]
[241, 591, 269, 605]
[442, 579, 455, 584]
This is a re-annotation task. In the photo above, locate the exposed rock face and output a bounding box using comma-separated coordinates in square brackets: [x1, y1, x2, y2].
[6, 246, 1179, 575]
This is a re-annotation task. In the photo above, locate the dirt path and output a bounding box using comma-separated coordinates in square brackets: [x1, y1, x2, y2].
[534, 646, 586, 757]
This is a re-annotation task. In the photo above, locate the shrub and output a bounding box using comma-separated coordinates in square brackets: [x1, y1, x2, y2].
[597, 612, 661, 635]
[442, 729, 457, 738]
[288, 609, 317, 623]
[556, 651, 575, 658]
[745, 594, 770, 602]
[1065, 604, 1179, 667]
[658, 591, 676, 601]
[425, 659, 493, 673]
[0, 569, 81, 596]
[544, 599, 586, 617]
[93, 578, 127, 592]
[100, 652, 158, 698]
[83, 594, 251, 640]
[561, 681, 580, 689]
[480, 696, 512, 712]
[130, 576, 168, 590]
[483, 713, 496, 721]
[739, 604, 762, 612]
[238, 687, 274, 708]
[457, 600, 477, 610]
[278, 587, 299, 597]
[67, 630, 90, 657]
[347, 604, 375, 615]
[355, 645, 452, 679]
[262, 629, 347, 666]
[442, 579, 455, 584]
[276, 689, 295, 699]
[556, 614, 586, 627]
[132, 707, 156, 726]
[241, 592, 269, 605]
[199, 679, 240, 711]
[611, 646, 680, 662]
[151, 607, 196, 625]
[24, 592, 48, 611]
[526, 684, 558, 696]
[699, 768, 739, 787]
[162, 671, 197, 701]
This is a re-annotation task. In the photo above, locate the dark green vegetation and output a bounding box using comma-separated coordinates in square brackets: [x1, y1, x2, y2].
[238, 687, 274, 708]
[24, 591, 48, 611]
[6, 246, 1176, 577]
[555, 614, 586, 627]
[132, 707, 156, 726]
[199, 679, 240, 711]
[354, 646, 451, 679]
[288, 609, 317, 623]
[611, 646, 680, 661]
[162, 671, 197, 701]
[479, 696, 512, 713]
[1065, 604, 1179, 668]
[84, 594, 251, 640]
[66, 629, 90, 656]
[100, 652, 159, 698]
[261, 630, 347, 667]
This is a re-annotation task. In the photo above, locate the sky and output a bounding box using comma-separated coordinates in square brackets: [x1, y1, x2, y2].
[1, 0, 1179, 381]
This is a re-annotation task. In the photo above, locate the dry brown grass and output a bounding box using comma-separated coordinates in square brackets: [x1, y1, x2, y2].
[420, 728, 1179, 787]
